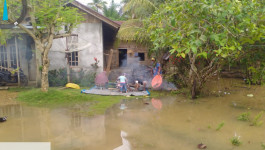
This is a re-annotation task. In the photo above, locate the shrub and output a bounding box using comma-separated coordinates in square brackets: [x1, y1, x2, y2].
[48, 68, 67, 87]
[48, 68, 96, 87]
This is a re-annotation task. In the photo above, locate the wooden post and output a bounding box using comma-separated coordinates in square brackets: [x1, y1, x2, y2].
[66, 37, 70, 83]
[15, 36, 21, 86]
[106, 49, 113, 76]
[67, 60, 70, 83]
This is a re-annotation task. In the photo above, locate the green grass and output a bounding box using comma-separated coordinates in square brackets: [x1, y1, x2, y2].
[14, 87, 124, 115]
[10, 87, 174, 116]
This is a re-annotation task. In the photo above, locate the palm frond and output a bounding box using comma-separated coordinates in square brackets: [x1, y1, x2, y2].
[123, 0, 157, 14]
[117, 26, 141, 41]
[117, 19, 148, 42]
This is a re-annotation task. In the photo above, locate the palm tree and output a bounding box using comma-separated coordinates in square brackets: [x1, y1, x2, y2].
[87, 0, 107, 12]
[103, 0, 123, 20]
[117, 0, 162, 42]
[122, 0, 157, 19]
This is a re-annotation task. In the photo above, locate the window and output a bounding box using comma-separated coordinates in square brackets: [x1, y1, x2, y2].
[0, 39, 21, 71]
[69, 51, 78, 66]
[66, 35, 78, 66]
[138, 53, 145, 61]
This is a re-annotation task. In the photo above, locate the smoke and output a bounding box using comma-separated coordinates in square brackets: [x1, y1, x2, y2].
[118, 55, 177, 91]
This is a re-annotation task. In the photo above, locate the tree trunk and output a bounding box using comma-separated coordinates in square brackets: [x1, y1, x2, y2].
[191, 75, 196, 99]
[41, 54, 50, 92]
[35, 42, 50, 92]
[188, 52, 199, 99]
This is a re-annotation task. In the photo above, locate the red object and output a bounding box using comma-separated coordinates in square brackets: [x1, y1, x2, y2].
[152, 75, 163, 89]
[95, 71, 108, 86]
[151, 98, 162, 110]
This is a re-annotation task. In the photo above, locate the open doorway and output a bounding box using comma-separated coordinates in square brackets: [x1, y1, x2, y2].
[119, 49, 127, 67]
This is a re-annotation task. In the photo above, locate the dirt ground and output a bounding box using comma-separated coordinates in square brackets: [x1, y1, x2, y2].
[0, 90, 19, 106]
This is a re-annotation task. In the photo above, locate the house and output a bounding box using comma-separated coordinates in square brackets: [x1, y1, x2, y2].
[49, 1, 120, 73]
[0, 1, 120, 86]
[0, 1, 152, 86]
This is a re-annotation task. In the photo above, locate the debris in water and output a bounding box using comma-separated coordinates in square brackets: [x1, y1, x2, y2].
[0, 116, 7, 122]
[144, 102, 149, 105]
[197, 143, 207, 149]
[232, 101, 237, 107]
[247, 94, 254, 97]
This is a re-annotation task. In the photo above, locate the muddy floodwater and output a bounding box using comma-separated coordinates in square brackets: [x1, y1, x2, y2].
[1, 79, 265, 150]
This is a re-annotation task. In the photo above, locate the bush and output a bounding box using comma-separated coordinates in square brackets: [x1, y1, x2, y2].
[48, 68, 96, 87]
[71, 69, 96, 87]
[48, 68, 68, 87]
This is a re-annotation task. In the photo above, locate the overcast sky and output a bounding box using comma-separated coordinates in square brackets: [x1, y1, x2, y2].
[77, 0, 122, 6]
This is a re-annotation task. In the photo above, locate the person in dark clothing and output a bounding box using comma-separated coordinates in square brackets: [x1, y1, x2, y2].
[151, 57, 162, 77]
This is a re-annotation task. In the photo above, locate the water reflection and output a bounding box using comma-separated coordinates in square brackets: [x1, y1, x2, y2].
[151, 98, 162, 110]
[0, 104, 21, 117]
[1, 79, 265, 150]
[71, 106, 81, 128]
[113, 131, 131, 150]
[0, 103, 108, 150]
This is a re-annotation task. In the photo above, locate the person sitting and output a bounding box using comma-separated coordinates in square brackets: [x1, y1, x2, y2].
[134, 75, 147, 91]
[135, 80, 140, 91]
[117, 73, 128, 93]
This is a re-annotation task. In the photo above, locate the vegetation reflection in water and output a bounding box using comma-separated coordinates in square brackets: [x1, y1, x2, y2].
[1, 79, 265, 149]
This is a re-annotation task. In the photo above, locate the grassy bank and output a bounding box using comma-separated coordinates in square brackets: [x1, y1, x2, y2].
[12, 87, 123, 116]
[10, 87, 174, 116]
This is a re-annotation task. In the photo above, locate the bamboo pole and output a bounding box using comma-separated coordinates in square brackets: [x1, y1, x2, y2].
[15, 36, 21, 86]
[66, 37, 70, 83]
[106, 49, 113, 76]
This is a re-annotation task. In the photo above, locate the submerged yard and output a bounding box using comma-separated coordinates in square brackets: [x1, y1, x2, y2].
[0, 79, 265, 149]
[0, 0, 264, 149]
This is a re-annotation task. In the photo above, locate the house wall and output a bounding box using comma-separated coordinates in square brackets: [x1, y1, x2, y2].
[111, 41, 151, 68]
[49, 22, 104, 73]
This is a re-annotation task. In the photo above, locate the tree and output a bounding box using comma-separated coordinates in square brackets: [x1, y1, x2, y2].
[0, 30, 11, 45]
[103, 0, 123, 21]
[87, 0, 107, 12]
[122, 0, 157, 19]
[146, 0, 265, 98]
[6, 0, 84, 92]
[117, 0, 162, 41]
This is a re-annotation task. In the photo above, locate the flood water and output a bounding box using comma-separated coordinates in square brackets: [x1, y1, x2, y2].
[1, 79, 265, 150]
